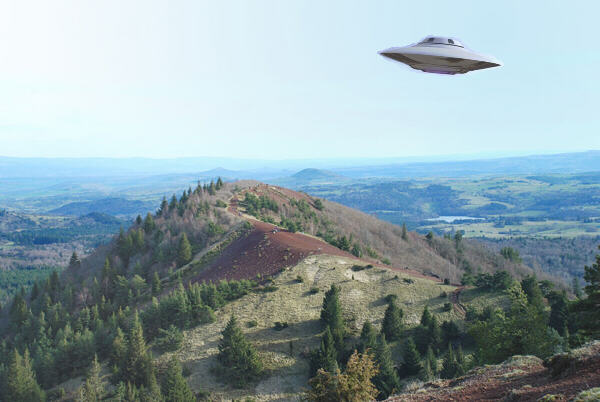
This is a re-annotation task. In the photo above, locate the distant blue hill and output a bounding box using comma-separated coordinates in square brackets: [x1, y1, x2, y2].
[49, 198, 155, 217]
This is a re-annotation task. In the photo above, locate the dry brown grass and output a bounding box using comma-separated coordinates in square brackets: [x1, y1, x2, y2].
[158, 254, 457, 401]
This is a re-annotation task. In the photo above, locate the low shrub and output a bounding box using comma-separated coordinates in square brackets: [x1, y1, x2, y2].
[273, 321, 289, 331]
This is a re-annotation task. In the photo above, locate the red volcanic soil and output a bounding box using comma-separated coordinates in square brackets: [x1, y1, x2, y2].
[388, 342, 600, 401]
[192, 219, 352, 283]
[194, 184, 444, 284]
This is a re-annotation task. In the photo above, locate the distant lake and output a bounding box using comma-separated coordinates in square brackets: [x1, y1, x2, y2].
[426, 216, 484, 223]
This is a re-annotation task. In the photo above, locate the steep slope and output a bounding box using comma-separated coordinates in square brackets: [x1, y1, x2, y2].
[387, 341, 600, 401]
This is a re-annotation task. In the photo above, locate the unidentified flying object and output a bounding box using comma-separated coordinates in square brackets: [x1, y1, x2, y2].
[379, 36, 501, 75]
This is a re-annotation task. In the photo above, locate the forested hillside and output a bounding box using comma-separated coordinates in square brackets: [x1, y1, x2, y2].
[0, 180, 598, 400]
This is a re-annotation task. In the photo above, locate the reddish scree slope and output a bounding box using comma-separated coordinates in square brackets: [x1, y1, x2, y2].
[194, 219, 351, 282]
[193, 184, 443, 284]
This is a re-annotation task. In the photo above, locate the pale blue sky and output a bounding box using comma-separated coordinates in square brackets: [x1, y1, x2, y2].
[0, 0, 598, 159]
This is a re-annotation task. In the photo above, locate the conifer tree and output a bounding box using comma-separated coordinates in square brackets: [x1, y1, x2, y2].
[312, 326, 339, 375]
[216, 177, 224, 190]
[161, 356, 195, 402]
[5, 348, 45, 402]
[158, 197, 168, 216]
[217, 315, 263, 386]
[143, 213, 156, 234]
[549, 293, 569, 337]
[401, 223, 408, 240]
[401, 337, 422, 377]
[152, 272, 162, 297]
[359, 321, 377, 353]
[440, 343, 464, 379]
[177, 233, 192, 267]
[373, 334, 400, 399]
[426, 345, 438, 376]
[169, 194, 178, 211]
[78, 355, 105, 402]
[420, 305, 433, 327]
[69, 251, 81, 270]
[124, 312, 156, 388]
[136, 214, 143, 225]
[320, 284, 345, 352]
[381, 301, 403, 341]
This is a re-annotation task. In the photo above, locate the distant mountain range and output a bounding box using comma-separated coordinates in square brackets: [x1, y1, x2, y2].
[1, 150, 599, 179]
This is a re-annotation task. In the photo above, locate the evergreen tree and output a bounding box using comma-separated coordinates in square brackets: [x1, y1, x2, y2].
[401, 223, 408, 240]
[136, 214, 143, 225]
[5, 349, 45, 402]
[420, 305, 433, 327]
[381, 301, 403, 341]
[176, 233, 192, 267]
[78, 355, 105, 402]
[169, 194, 178, 211]
[151, 272, 162, 296]
[521, 275, 544, 308]
[549, 293, 569, 337]
[426, 345, 438, 376]
[217, 315, 263, 386]
[143, 213, 156, 234]
[216, 177, 224, 190]
[440, 343, 464, 379]
[359, 321, 377, 353]
[320, 284, 345, 352]
[401, 337, 422, 377]
[311, 326, 339, 375]
[69, 251, 81, 270]
[307, 350, 379, 402]
[158, 197, 168, 216]
[124, 312, 156, 388]
[372, 334, 400, 399]
[161, 356, 195, 402]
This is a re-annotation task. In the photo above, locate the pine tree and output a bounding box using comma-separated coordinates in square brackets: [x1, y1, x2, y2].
[136, 214, 143, 225]
[426, 345, 438, 376]
[455, 344, 466, 377]
[218, 315, 263, 386]
[373, 334, 400, 399]
[69, 251, 82, 270]
[401, 223, 408, 240]
[359, 321, 377, 353]
[381, 301, 403, 341]
[5, 349, 45, 402]
[337, 350, 379, 402]
[311, 326, 339, 375]
[177, 233, 192, 267]
[124, 312, 156, 388]
[307, 351, 379, 402]
[420, 306, 433, 327]
[440, 343, 464, 379]
[143, 213, 156, 234]
[549, 293, 569, 337]
[152, 272, 162, 296]
[158, 197, 168, 216]
[216, 177, 224, 190]
[161, 356, 195, 402]
[401, 337, 422, 377]
[78, 355, 105, 402]
[320, 284, 345, 352]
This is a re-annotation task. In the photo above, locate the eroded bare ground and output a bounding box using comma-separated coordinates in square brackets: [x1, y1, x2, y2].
[388, 342, 600, 402]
